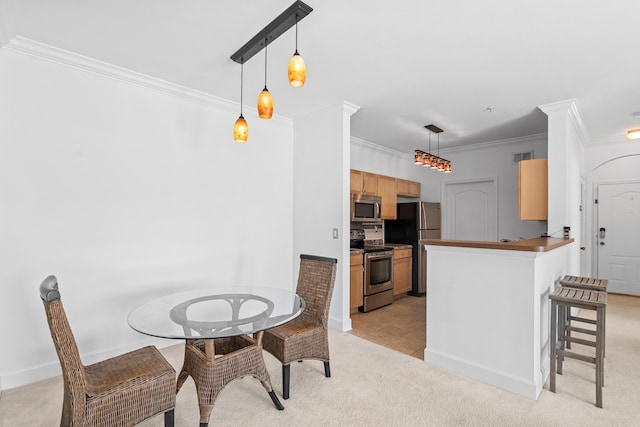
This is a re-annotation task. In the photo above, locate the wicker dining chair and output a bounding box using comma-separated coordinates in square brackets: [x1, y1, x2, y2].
[39, 275, 176, 427]
[262, 254, 338, 399]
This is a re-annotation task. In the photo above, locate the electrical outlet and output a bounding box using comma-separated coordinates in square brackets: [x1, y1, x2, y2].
[332, 228, 339, 239]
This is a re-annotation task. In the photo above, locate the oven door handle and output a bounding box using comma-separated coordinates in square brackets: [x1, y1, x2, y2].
[366, 252, 393, 260]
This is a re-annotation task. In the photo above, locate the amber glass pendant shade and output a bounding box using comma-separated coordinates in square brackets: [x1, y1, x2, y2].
[444, 162, 452, 173]
[233, 114, 248, 143]
[288, 51, 306, 87]
[430, 157, 438, 169]
[257, 87, 273, 119]
[422, 156, 430, 167]
[414, 152, 423, 164]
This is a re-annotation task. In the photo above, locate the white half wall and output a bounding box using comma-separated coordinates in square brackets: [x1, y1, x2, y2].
[0, 42, 295, 389]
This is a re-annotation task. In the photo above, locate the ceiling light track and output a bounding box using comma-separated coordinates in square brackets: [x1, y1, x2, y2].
[230, 1, 313, 64]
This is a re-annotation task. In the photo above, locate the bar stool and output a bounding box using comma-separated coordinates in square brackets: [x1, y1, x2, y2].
[560, 275, 608, 355]
[549, 286, 606, 408]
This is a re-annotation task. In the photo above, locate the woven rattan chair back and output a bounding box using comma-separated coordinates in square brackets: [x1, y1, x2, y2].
[262, 254, 337, 399]
[40, 276, 90, 420]
[39, 275, 176, 427]
[296, 254, 338, 327]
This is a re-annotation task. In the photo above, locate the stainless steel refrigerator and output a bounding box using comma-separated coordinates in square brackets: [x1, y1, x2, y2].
[385, 202, 441, 296]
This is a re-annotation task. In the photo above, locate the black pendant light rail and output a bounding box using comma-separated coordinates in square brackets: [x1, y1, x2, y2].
[231, 1, 313, 64]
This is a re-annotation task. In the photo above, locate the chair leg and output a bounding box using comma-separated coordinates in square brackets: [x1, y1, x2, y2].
[268, 390, 285, 410]
[283, 364, 290, 400]
[324, 361, 331, 378]
[557, 304, 565, 375]
[164, 409, 175, 427]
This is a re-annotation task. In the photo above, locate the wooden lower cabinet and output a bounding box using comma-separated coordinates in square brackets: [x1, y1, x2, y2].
[350, 253, 363, 310]
[393, 248, 412, 296]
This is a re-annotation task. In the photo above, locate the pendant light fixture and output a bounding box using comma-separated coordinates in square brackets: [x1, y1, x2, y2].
[233, 62, 249, 143]
[288, 14, 306, 87]
[414, 124, 451, 173]
[230, 1, 313, 142]
[257, 41, 274, 119]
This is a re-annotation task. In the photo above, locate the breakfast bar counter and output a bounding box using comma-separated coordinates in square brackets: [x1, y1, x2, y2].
[420, 237, 575, 400]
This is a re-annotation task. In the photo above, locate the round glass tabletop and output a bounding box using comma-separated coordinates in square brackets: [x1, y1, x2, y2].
[128, 286, 305, 340]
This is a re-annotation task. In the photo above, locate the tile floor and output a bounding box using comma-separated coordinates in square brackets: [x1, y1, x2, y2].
[349, 295, 426, 359]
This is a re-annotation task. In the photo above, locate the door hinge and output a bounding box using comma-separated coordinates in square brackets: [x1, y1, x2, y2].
[594, 199, 598, 204]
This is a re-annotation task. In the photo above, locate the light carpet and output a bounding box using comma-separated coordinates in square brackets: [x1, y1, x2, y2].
[1, 294, 639, 426]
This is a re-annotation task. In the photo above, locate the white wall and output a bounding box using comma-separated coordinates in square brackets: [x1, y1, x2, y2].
[540, 100, 586, 278]
[293, 102, 359, 332]
[0, 43, 295, 389]
[351, 134, 548, 241]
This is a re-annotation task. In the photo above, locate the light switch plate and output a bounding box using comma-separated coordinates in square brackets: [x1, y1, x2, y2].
[332, 228, 339, 239]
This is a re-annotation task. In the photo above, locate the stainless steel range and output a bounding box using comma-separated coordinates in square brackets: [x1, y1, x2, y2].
[350, 229, 394, 312]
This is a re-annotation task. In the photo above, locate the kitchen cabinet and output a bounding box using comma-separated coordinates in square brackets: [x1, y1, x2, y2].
[350, 252, 364, 311]
[397, 179, 421, 198]
[519, 158, 548, 220]
[350, 169, 377, 195]
[393, 247, 412, 296]
[377, 175, 397, 220]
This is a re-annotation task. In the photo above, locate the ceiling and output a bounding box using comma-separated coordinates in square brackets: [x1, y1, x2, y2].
[5, 0, 640, 153]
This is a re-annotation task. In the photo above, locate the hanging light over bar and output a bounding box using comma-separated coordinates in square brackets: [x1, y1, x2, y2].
[414, 124, 451, 173]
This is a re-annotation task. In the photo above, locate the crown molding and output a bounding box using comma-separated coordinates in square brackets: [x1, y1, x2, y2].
[588, 134, 638, 147]
[351, 133, 548, 160]
[0, 0, 16, 47]
[343, 101, 361, 117]
[567, 100, 589, 145]
[538, 98, 589, 145]
[2, 36, 292, 125]
[440, 133, 548, 154]
[351, 136, 412, 159]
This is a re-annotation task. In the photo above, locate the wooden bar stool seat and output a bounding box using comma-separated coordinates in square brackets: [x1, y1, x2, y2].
[549, 286, 607, 408]
[559, 275, 608, 355]
[560, 275, 608, 292]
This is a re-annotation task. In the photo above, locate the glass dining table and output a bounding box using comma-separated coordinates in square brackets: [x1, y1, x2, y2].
[128, 286, 306, 427]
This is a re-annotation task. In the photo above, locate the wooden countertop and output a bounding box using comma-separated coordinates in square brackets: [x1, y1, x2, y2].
[420, 237, 574, 252]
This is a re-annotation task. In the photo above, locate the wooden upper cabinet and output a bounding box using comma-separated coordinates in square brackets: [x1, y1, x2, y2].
[397, 179, 421, 198]
[519, 158, 548, 220]
[362, 172, 377, 195]
[377, 175, 397, 220]
[350, 169, 378, 195]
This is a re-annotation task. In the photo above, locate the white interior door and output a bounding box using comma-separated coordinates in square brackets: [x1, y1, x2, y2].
[442, 179, 497, 241]
[597, 182, 640, 295]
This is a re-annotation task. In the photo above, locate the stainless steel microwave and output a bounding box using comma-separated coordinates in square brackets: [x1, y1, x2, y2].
[351, 194, 382, 223]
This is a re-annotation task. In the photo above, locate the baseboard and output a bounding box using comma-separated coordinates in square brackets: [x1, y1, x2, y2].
[424, 348, 543, 400]
[1, 336, 172, 391]
[329, 314, 351, 332]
